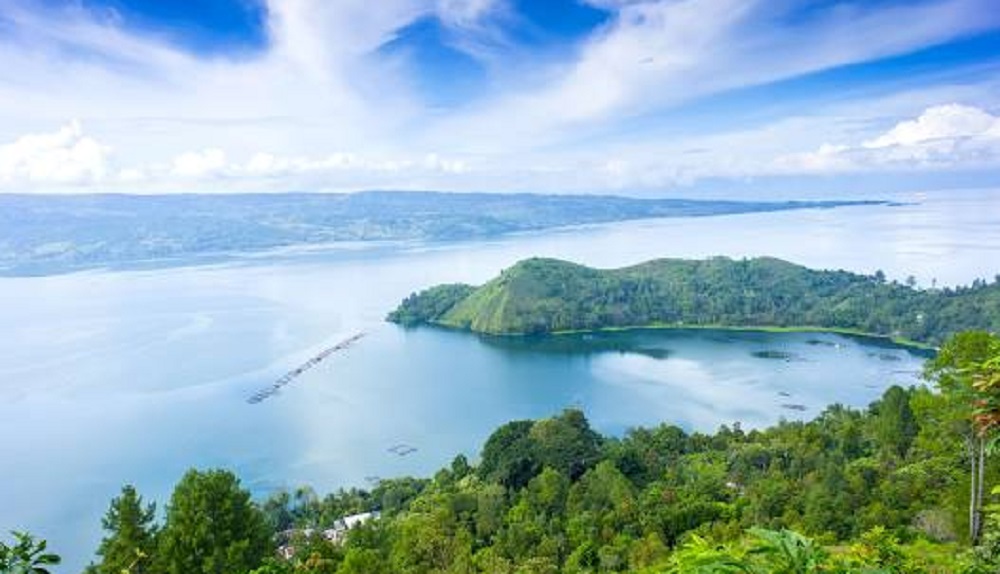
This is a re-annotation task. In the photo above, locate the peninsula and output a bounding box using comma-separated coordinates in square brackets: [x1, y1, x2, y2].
[388, 256, 1000, 346]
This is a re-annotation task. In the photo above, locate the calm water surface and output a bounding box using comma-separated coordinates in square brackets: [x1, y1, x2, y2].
[1, 189, 998, 571]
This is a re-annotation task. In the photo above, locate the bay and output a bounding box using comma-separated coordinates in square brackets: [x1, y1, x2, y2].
[1, 188, 997, 571]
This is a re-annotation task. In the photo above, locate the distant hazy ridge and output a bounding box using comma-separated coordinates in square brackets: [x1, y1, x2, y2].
[0, 191, 878, 275]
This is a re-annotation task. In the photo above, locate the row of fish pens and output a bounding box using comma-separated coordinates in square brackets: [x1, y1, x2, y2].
[247, 332, 366, 404]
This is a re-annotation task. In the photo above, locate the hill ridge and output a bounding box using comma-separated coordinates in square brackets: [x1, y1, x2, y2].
[387, 256, 1000, 345]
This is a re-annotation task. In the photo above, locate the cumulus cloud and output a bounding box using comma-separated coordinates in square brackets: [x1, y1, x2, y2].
[777, 104, 1000, 174]
[0, 120, 472, 191]
[0, 121, 111, 186]
[863, 104, 1000, 149]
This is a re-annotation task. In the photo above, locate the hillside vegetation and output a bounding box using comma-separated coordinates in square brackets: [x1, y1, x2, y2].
[387, 256, 1000, 345]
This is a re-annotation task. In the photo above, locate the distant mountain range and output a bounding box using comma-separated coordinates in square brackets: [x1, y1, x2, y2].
[388, 256, 1000, 346]
[0, 191, 882, 275]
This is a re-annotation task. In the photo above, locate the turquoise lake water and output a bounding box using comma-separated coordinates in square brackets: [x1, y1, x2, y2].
[1, 189, 998, 571]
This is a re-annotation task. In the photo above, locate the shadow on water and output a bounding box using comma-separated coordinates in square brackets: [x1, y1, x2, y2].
[479, 332, 676, 360]
[400, 325, 677, 359]
[835, 333, 937, 359]
[401, 324, 937, 362]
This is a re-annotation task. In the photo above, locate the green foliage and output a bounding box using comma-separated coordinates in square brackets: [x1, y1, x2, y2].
[389, 256, 1000, 344]
[667, 535, 749, 573]
[337, 547, 388, 574]
[0, 531, 60, 574]
[248, 558, 295, 574]
[156, 469, 272, 574]
[968, 486, 1000, 571]
[91, 485, 157, 574]
[530, 410, 604, 480]
[241, 375, 979, 573]
[478, 410, 603, 490]
[744, 527, 828, 573]
[478, 420, 540, 489]
[387, 284, 476, 326]
[925, 331, 999, 401]
[872, 385, 919, 460]
[923, 332, 1000, 545]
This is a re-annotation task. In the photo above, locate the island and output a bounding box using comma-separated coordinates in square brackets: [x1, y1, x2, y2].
[387, 256, 1000, 346]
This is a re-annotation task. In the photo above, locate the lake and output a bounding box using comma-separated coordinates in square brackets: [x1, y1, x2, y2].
[1, 188, 998, 571]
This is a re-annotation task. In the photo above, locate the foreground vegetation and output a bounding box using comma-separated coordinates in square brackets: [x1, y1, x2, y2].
[9, 331, 1000, 573]
[388, 257, 1000, 345]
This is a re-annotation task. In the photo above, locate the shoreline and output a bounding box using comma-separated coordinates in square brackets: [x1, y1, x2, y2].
[429, 320, 938, 352]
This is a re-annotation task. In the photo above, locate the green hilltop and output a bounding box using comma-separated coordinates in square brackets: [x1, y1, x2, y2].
[387, 256, 1000, 346]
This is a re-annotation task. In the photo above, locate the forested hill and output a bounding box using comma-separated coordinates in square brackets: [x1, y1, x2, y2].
[387, 257, 1000, 345]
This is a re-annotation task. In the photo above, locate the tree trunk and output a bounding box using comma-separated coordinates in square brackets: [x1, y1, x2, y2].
[970, 435, 979, 544]
[976, 437, 987, 543]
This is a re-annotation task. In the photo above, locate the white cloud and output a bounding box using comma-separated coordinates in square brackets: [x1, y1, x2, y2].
[773, 145, 856, 175]
[435, 0, 499, 28]
[171, 148, 228, 178]
[0, 120, 111, 185]
[238, 151, 468, 177]
[422, 153, 469, 174]
[0, 120, 473, 191]
[863, 104, 1000, 149]
[117, 167, 146, 183]
[776, 104, 1000, 174]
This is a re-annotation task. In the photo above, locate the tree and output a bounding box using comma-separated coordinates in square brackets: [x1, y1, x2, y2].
[0, 531, 60, 574]
[530, 410, 603, 480]
[479, 420, 540, 489]
[970, 486, 1000, 571]
[261, 490, 295, 532]
[872, 386, 919, 459]
[337, 548, 388, 574]
[92, 485, 157, 574]
[156, 469, 272, 574]
[388, 500, 473, 574]
[971, 346, 1000, 448]
[926, 331, 1000, 543]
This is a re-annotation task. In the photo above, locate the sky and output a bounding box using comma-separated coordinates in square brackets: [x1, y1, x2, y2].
[0, 0, 998, 195]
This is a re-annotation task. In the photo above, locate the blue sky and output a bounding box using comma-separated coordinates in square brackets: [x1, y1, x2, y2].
[0, 0, 998, 194]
